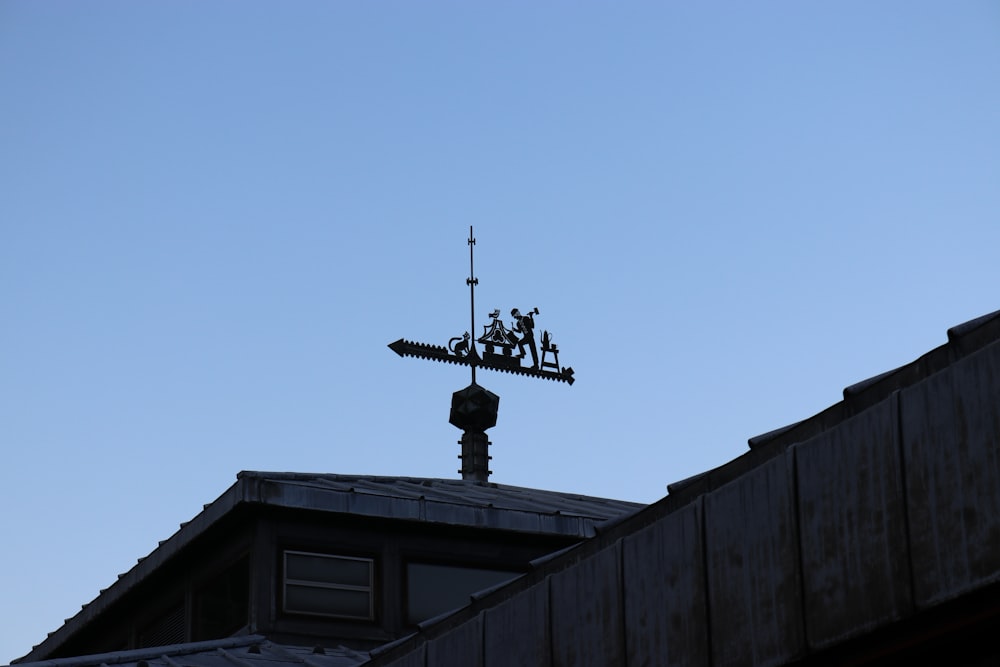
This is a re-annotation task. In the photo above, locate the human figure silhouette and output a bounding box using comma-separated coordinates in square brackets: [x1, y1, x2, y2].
[511, 308, 539, 369]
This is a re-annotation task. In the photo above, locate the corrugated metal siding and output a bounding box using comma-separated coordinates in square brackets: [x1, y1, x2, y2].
[622, 499, 708, 667]
[704, 454, 805, 667]
[795, 397, 912, 648]
[902, 338, 1000, 608]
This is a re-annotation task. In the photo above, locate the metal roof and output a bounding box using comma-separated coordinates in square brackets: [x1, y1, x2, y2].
[7, 636, 368, 667]
[238, 472, 643, 530]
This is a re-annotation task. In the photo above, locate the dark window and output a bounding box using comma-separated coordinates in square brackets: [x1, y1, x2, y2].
[283, 550, 374, 620]
[193, 555, 250, 641]
[406, 562, 520, 624]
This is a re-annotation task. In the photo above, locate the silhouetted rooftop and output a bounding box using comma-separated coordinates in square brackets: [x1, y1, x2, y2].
[16, 472, 642, 663]
[10, 636, 367, 667]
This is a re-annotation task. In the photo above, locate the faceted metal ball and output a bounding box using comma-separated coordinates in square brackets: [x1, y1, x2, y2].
[449, 383, 500, 432]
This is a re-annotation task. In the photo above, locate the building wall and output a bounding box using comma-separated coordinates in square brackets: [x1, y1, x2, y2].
[369, 336, 1000, 666]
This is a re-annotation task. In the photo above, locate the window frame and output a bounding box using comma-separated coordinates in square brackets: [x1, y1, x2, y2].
[282, 550, 375, 621]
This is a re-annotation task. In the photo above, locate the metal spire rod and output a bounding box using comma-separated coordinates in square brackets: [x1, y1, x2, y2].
[467, 226, 478, 385]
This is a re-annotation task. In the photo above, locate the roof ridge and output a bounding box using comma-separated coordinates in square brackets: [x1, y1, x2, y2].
[238, 471, 642, 505]
[745, 309, 1000, 452]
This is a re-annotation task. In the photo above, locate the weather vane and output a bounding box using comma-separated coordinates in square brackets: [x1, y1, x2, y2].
[388, 226, 574, 482]
[389, 227, 575, 385]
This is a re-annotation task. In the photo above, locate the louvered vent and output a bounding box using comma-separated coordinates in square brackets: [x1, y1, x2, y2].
[138, 602, 184, 647]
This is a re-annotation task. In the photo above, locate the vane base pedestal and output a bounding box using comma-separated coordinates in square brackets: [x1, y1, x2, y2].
[458, 430, 492, 483]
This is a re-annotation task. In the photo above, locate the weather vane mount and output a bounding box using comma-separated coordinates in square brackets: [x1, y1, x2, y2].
[388, 227, 574, 482]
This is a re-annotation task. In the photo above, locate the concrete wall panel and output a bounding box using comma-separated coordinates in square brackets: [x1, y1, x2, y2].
[379, 644, 425, 667]
[427, 615, 482, 667]
[483, 583, 551, 667]
[550, 546, 623, 667]
[902, 340, 1000, 607]
[623, 500, 708, 667]
[795, 400, 912, 648]
[705, 453, 804, 667]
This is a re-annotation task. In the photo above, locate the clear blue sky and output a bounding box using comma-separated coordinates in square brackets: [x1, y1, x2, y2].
[2, 1, 998, 662]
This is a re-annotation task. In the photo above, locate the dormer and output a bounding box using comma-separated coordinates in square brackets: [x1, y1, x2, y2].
[17, 472, 642, 662]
